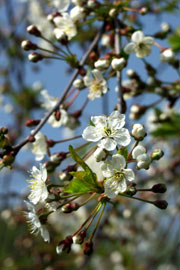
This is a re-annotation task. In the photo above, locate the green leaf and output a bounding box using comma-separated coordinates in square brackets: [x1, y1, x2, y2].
[169, 27, 180, 52]
[151, 123, 180, 137]
[64, 171, 102, 194]
[65, 146, 102, 194]
[117, 147, 128, 160]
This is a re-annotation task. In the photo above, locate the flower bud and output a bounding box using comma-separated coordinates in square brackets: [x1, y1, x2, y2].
[28, 52, 43, 63]
[28, 135, 36, 142]
[132, 124, 146, 140]
[87, 0, 97, 8]
[161, 22, 170, 32]
[45, 161, 57, 173]
[139, 6, 148, 15]
[84, 241, 93, 255]
[129, 105, 147, 120]
[72, 230, 86, 244]
[21, 40, 38, 51]
[137, 153, 151, 170]
[94, 59, 109, 70]
[93, 147, 107, 162]
[73, 78, 85, 89]
[153, 200, 168, 210]
[62, 202, 79, 213]
[46, 139, 55, 148]
[151, 149, 164, 160]
[151, 183, 167, 193]
[27, 25, 41, 37]
[25, 119, 40, 127]
[109, 8, 117, 17]
[111, 58, 126, 71]
[56, 236, 73, 254]
[126, 69, 136, 78]
[160, 49, 176, 63]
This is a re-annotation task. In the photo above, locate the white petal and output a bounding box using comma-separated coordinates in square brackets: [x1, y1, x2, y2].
[104, 179, 118, 199]
[98, 137, 117, 151]
[108, 111, 125, 130]
[132, 31, 144, 43]
[124, 43, 136, 54]
[92, 69, 103, 81]
[113, 128, 131, 147]
[82, 126, 102, 142]
[112, 154, 126, 170]
[91, 115, 107, 127]
[117, 178, 127, 193]
[40, 226, 50, 242]
[100, 161, 114, 178]
[53, 0, 70, 12]
[135, 46, 151, 58]
[143, 37, 154, 45]
[132, 145, 146, 159]
[124, 169, 135, 182]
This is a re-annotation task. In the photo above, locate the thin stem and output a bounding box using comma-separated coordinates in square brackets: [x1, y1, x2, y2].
[80, 193, 96, 207]
[66, 90, 80, 108]
[57, 196, 79, 210]
[53, 135, 82, 144]
[73, 202, 102, 236]
[40, 35, 68, 55]
[13, 23, 105, 153]
[114, 19, 125, 113]
[37, 46, 66, 58]
[81, 98, 89, 111]
[89, 202, 106, 242]
[119, 192, 154, 205]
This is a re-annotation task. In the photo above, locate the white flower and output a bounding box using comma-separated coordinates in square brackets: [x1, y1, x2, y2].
[28, 164, 48, 205]
[101, 34, 111, 48]
[53, 13, 77, 40]
[124, 31, 154, 58]
[132, 145, 151, 169]
[24, 201, 50, 242]
[100, 154, 135, 198]
[83, 69, 108, 100]
[94, 59, 109, 70]
[111, 58, 126, 71]
[32, 132, 47, 161]
[132, 124, 146, 140]
[52, 0, 70, 12]
[70, 6, 85, 22]
[82, 111, 131, 151]
[54, 28, 67, 41]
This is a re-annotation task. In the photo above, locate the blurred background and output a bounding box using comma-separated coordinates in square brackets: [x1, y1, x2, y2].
[0, 0, 180, 269]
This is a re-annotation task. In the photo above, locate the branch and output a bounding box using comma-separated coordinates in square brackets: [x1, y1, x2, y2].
[114, 19, 126, 113]
[13, 23, 105, 153]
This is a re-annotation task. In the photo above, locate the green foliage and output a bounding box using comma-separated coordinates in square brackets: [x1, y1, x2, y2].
[117, 147, 128, 160]
[169, 27, 180, 52]
[64, 146, 102, 194]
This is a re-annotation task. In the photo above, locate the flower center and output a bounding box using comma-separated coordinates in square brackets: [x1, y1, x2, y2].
[138, 42, 146, 50]
[104, 127, 112, 136]
[91, 81, 102, 92]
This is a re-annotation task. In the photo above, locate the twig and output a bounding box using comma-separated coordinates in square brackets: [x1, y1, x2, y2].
[13, 23, 105, 153]
[114, 19, 126, 113]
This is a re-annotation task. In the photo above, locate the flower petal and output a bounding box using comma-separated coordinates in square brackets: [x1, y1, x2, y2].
[91, 115, 107, 127]
[112, 154, 126, 170]
[124, 169, 135, 182]
[104, 178, 118, 199]
[113, 128, 131, 147]
[92, 69, 103, 81]
[135, 45, 151, 58]
[132, 145, 146, 159]
[132, 31, 144, 43]
[143, 37, 154, 45]
[116, 178, 127, 193]
[100, 161, 114, 178]
[124, 42, 136, 54]
[98, 137, 117, 151]
[82, 126, 102, 142]
[108, 111, 125, 130]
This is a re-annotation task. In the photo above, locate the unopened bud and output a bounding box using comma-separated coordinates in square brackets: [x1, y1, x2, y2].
[21, 40, 38, 51]
[132, 124, 146, 140]
[45, 161, 57, 173]
[27, 25, 41, 37]
[25, 119, 40, 127]
[111, 58, 126, 71]
[62, 203, 79, 213]
[151, 183, 167, 193]
[94, 59, 109, 70]
[28, 135, 36, 142]
[151, 149, 164, 160]
[28, 52, 43, 63]
[153, 200, 168, 210]
[73, 78, 85, 89]
[84, 241, 93, 255]
[46, 139, 55, 148]
[109, 8, 117, 17]
[55, 111, 61, 121]
[73, 230, 86, 244]
[139, 6, 148, 15]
